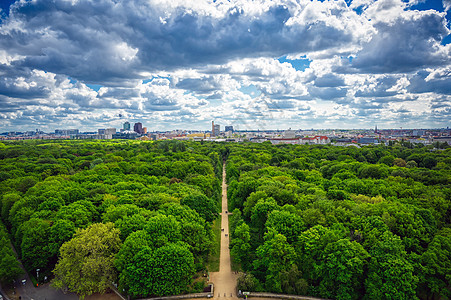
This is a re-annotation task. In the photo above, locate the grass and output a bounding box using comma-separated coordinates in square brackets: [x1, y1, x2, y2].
[207, 217, 221, 272]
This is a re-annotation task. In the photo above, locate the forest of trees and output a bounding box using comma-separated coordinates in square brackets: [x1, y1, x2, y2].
[0, 139, 449, 300]
[227, 142, 450, 300]
[0, 140, 225, 299]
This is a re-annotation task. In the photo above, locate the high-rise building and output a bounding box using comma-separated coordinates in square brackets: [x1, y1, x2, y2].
[105, 128, 116, 135]
[225, 126, 233, 132]
[134, 122, 143, 134]
[143, 127, 147, 134]
[123, 121, 130, 131]
[98, 128, 116, 139]
[211, 121, 220, 136]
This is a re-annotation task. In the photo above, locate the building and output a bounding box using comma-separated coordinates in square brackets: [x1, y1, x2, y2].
[112, 131, 138, 139]
[413, 130, 425, 137]
[301, 136, 331, 145]
[123, 122, 131, 131]
[143, 127, 147, 134]
[283, 129, 296, 139]
[96, 128, 116, 139]
[55, 129, 79, 135]
[433, 136, 451, 145]
[358, 137, 378, 144]
[211, 121, 220, 137]
[225, 126, 234, 132]
[134, 122, 143, 134]
[270, 137, 301, 145]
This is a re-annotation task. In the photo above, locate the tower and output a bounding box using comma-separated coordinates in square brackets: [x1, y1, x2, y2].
[124, 121, 130, 131]
[134, 122, 143, 134]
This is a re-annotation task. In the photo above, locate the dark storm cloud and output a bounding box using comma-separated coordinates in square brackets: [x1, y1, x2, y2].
[314, 74, 345, 87]
[407, 70, 451, 94]
[0, 79, 50, 98]
[98, 87, 140, 100]
[0, 0, 357, 83]
[308, 86, 348, 100]
[175, 78, 220, 94]
[351, 11, 450, 73]
[0, 0, 450, 130]
[354, 76, 398, 98]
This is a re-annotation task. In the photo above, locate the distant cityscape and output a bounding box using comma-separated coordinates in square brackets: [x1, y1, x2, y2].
[1, 121, 450, 146]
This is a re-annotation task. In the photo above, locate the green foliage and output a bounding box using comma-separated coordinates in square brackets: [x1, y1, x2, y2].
[318, 239, 369, 300]
[225, 142, 449, 299]
[419, 228, 451, 299]
[181, 194, 219, 222]
[365, 232, 418, 300]
[230, 222, 251, 269]
[119, 242, 194, 297]
[145, 214, 181, 247]
[1, 140, 449, 299]
[52, 222, 122, 299]
[0, 221, 23, 284]
[237, 273, 261, 292]
[20, 218, 52, 271]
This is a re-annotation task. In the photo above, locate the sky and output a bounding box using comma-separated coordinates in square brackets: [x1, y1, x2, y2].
[0, 0, 450, 132]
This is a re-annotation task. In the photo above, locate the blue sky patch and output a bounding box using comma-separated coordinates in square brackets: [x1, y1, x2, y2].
[408, 0, 444, 12]
[441, 34, 451, 45]
[143, 76, 171, 84]
[86, 84, 103, 92]
[277, 56, 311, 71]
[239, 85, 262, 98]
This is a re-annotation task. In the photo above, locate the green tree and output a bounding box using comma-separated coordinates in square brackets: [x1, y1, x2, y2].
[251, 197, 280, 241]
[52, 222, 121, 299]
[48, 219, 76, 261]
[115, 230, 152, 276]
[419, 228, 451, 299]
[254, 231, 296, 293]
[230, 222, 251, 269]
[364, 232, 418, 300]
[181, 194, 218, 222]
[1, 193, 20, 223]
[55, 200, 97, 228]
[0, 223, 23, 284]
[20, 218, 52, 272]
[393, 158, 407, 167]
[145, 214, 181, 247]
[119, 243, 194, 297]
[318, 239, 369, 300]
[148, 242, 195, 296]
[265, 210, 304, 244]
[237, 273, 260, 292]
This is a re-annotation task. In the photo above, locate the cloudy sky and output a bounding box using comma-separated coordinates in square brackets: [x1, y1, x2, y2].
[0, 0, 450, 132]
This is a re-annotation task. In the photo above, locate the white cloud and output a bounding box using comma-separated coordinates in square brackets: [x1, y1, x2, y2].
[0, 0, 449, 131]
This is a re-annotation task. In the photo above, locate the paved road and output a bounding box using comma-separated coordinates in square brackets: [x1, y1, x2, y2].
[209, 163, 239, 299]
[7, 279, 119, 300]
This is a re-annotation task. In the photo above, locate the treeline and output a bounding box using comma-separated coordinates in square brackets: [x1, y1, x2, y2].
[226, 142, 450, 300]
[0, 140, 226, 299]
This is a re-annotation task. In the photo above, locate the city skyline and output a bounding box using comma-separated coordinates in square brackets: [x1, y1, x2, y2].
[0, 0, 450, 132]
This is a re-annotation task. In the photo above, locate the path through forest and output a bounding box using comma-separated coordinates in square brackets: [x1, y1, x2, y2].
[209, 163, 239, 299]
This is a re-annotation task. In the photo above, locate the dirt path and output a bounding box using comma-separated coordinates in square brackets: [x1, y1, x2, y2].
[209, 163, 239, 299]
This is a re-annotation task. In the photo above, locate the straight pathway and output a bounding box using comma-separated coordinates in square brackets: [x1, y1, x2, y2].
[209, 163, 238, 299]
